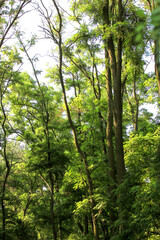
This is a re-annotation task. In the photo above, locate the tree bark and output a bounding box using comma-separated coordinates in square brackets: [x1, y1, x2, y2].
[133, 76, 139, 132]
[103, 0, 125, 185]
[146, 0, 160, 95]
[155, 40, 160, 95]
[0, 85, 11, 240]
[50, 1, 99, 239]
[103, 1, 117, 236]
[115, 36, 125, 184]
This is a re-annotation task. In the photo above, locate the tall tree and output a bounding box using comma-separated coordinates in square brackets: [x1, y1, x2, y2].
[0, 47, 22, 240]
[36, 0, 100, 238]
[149, 0, 160, 94]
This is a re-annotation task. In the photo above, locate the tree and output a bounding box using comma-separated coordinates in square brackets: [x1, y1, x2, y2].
[0, 0, 31, 49]
[36, 1, 102, 238]
[0, 0, 159, 239]
[0, 46, 22, 240]
[9, 35, 70, 239]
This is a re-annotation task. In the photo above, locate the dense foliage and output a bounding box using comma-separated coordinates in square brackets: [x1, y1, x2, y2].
[0, 0, 160, 240]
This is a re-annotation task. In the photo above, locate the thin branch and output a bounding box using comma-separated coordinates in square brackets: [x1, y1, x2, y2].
[0, 0, 31, 48]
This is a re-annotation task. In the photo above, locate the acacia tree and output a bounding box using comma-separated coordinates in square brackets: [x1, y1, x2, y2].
[0, 0, 159, 239]
[0, 47, 22, 240]
[0, 2, 32, 239]
[12, 34, 72, 239]
[34, 0, 102, 239]
[36, 0, 157, 238]
[0, 0, 31, 49]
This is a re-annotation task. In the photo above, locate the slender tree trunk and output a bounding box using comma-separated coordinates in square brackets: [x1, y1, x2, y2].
[155, 40, 160, 95]
[49, 172, 57, 240]
[50, 1, 99, 238]
[115, 37, 125, 185]
[153, 0, 160, 94]
[1, 169, 10, 240]
[0, 89, 10, 240]
[59, 43, 99, 240]
[47, 123, 57, 240]
[133, 77, 139, 132]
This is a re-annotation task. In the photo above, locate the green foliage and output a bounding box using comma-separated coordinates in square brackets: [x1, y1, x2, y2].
[123, 129, 160, 239]
[151, 5, 160, 29]
[0, 0, 160, 239]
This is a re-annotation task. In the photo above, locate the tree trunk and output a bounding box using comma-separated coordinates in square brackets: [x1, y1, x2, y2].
[105, 49, 116, 186]
[1, 169, 10, 240]
[103, 0, 125, 185]
[49, 173, 57, 240]
[50, 1, 99, 238]
[103, 1, 117, 236]
[0, 86, 10, 240]
[155, 40, 160, 95]
[103, 0, 126, 236]
[146, 0, 160, 95]
[115, 37, 125, 184]
[133, 76, 139, 132]
[105, 48, 117, 234]
[48, 130, 57, 240]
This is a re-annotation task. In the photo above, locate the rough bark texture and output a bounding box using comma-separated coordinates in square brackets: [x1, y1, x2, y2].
[105, 46, 117, 235]
[103, 0, 125, 185]
[103, 1, 118, 236]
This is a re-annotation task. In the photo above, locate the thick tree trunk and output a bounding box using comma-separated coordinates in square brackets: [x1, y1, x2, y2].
[104, 0, 125, 185]
[103, 0, 126, 236]
[103, 2, 117, 236]
[103, 1, 116, 184]
[105, 49, 117, 235]
[107, 35, 125, 185]
[105, 49, 116, 186]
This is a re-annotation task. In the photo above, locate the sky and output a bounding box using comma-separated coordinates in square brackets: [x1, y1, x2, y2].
[17, 0, 158, 117]
[18, 0, 72, 81]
